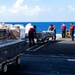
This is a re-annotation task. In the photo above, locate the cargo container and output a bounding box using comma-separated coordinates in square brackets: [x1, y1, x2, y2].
[0, 40, 28, 72]
[36, 31, 56, 43]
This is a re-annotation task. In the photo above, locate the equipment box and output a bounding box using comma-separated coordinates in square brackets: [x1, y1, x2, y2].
[0, 29, 9, 41]
[0, 40, 28, 72]
[36, 31, 56, 43]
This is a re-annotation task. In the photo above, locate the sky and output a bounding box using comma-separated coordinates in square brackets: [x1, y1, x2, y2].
[0, 0, 75, 22]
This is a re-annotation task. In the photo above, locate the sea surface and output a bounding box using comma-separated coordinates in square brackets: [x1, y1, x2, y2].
[4, 22, 75, 34]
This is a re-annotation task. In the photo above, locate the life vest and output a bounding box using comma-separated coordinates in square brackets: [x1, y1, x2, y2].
[61, 24, 66, 30]
[29, 28, 34, 33]
[70, 25, 74, 31]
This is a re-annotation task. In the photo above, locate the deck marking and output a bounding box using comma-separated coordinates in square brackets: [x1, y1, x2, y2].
[26, 35, 61, 52]
[67, 59, 75, 61]
[33, 36, 61, 51]
[26, 45, 38, 51]
[33, 43, 49, 51]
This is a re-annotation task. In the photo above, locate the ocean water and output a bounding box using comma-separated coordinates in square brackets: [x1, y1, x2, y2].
[4, 22, 75, 34]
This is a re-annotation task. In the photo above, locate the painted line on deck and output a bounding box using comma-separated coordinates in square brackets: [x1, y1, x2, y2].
[67, 59, 75, 61]
[33, 42, 50, 51]
[26, 36, 61, 52]
[33, 36, 61, 51]
[26, 45, 38, 51]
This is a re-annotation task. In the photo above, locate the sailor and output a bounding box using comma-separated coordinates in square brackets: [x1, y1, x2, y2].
[61, 23, 66, 38]
[48, 24, 56, 40]
[28, 25, 36, 47]
[70, 22, 74, 41]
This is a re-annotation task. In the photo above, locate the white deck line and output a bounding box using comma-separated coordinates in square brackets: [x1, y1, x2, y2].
[33, 43, 48, 51]
[33, 34, 61, 51]
[26, 45, 38, 51]
[26, 34, 61, 52]
[67, 59, 75, 61]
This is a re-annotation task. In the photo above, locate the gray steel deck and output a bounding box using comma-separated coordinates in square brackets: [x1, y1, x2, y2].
[1, 37, 75, 75]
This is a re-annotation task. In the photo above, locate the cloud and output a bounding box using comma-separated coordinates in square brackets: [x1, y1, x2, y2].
[68, 5, 75, 11]
[59, 7, 65, 12]
[32, 0, 40, 1]
[0, 5, 6, 13]
[46, 7, 52, 12]
[0, 0, 53, 22]
[0, 0, 42, 16]
[8, 0, 42, 16]
[9, 0, 24, 13]
[27, 5, 41, 16]
[68, 5, 75, 13]
[0, 0, 52, 17]
[14, 0, 23, 7]
[58, 5, 75, 14]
